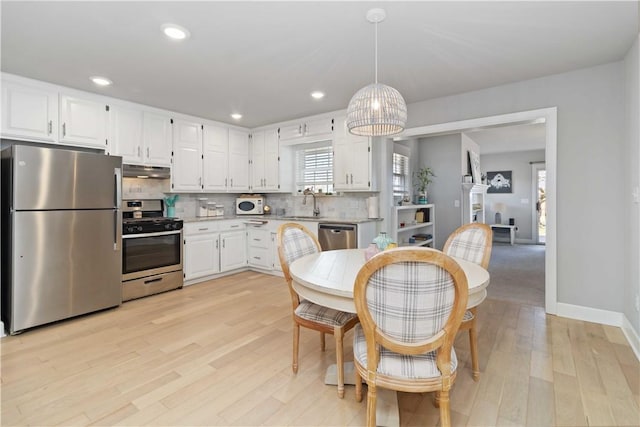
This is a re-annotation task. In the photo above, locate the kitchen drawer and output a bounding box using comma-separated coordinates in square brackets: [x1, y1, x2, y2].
[248, 246, 270, 269]
[248, 228, 270, 249]
[219, 219, 245, 231]
[184, 221, 219, 236]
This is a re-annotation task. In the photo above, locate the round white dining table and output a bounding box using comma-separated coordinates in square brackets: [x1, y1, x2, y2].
[289, 248, 490, 314]
[288, 248, 491, 427]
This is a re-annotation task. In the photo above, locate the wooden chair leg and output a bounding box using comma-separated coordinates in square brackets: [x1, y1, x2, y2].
[320, 332, 326, 351]
[355, 367, 363, 402]
[433, 391, 440, 408]
[366, 383, 377, 427]
[292, 323, 300, 373]
[335, 326, 345, 398]
[468, 309, 480, 381]
[438, 389, 451, 427]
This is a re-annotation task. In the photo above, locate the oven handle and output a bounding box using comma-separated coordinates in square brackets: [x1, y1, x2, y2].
[122, 230, 182, 239]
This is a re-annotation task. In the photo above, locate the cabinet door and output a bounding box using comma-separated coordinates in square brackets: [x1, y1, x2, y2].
[348, 136, 371, 189]
[220, 230, 247, 272]
[332, 138, 351, 190]
[270, 232, 283, 272]
[184, 233, 220, 280]
[60, 95, 107, 149]
[143, 112, 172, 166]
[250, 131, 266, 190]
[278, 123, 304, 141]
[263, 129, 280, 191]
[228, 129, 250, 191]
[1, 81, 58, 142]
[303, 117, 333, 138]
[203, 124, 229, 192]
[172, 120, 202, 191]
[109, 105, 143, 162]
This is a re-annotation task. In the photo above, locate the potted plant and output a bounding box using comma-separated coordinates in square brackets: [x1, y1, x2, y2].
[413, 167, 435, 204]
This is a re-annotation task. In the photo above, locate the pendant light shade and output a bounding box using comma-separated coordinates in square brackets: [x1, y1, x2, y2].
[347, 8, 407, 137]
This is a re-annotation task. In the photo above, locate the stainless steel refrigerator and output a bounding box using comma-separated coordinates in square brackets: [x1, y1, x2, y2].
[1, 144, 123, 334]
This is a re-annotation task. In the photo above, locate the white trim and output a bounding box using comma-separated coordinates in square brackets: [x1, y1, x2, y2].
[531, 162, 546, 245]
[399, 107, 558, 315]
[0, 321, 5, 338]
[622, 315, 640, 361]
[556, 302, 623, 326]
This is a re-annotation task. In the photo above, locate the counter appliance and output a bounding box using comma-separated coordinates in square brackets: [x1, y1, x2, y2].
[236, 196, 264, 215]
[1, 145, 123, 334]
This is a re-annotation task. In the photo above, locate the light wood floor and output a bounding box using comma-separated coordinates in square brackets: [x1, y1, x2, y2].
[2, 271, 639, 426]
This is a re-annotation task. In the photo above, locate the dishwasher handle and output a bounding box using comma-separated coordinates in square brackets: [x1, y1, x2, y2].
[318, 223, 357, 232]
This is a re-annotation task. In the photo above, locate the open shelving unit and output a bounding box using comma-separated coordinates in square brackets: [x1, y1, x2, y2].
[462, 183, 489, 224]
[392, 204, 435, 247]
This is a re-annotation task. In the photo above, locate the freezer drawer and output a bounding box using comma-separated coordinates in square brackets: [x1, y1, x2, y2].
[318, 223, 357, 251]
[7, 210, 122, 334]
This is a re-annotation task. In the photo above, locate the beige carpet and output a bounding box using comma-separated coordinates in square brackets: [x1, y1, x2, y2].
[486, 242, 545, 307]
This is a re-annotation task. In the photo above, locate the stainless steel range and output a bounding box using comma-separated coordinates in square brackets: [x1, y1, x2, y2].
[122, 200, 183, 301]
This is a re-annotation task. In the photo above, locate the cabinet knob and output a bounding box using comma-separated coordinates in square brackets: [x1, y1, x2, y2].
[48, 120, 52, 135]
[62, 123, 66, 137]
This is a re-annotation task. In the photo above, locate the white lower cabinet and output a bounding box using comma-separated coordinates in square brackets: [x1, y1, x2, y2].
[220, 229, 247, 272]
[184, 220, 246, 283]
[247, 227, 271, 269]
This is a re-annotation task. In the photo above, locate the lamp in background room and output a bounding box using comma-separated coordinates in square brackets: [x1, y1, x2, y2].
[346, 8, 407, 137]
[493, 203, 506, 224]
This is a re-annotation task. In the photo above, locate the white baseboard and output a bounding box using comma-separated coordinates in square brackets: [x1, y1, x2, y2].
[556, 302, 623, 326]
[557, 302, 640, 361]
[1, 321, 5, 338]
[622, 315, 640, 361]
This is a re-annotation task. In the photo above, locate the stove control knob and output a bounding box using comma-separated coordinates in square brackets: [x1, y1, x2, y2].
[165, 223, 172, 230]
[127, 226, 134, 233]
[137, 226, 143, 232]
[173, 223, 179, 229]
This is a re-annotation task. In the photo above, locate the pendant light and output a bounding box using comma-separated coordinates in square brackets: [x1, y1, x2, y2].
[346, 8, 407, 137]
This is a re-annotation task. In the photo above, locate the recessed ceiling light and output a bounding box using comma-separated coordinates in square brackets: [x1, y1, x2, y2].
[162, 23, 190, 40]
[231, 113, 243, 120]
[90, 76, 112, 86]
[311, 91, 325, 99]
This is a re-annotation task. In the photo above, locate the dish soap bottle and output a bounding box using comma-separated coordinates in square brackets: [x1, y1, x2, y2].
[373, 232, 392, 251]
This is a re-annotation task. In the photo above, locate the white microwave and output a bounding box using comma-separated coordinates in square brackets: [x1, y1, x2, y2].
[236, 197, 264, 215]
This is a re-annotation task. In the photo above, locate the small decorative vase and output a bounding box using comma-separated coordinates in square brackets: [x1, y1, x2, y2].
[494, 212, 502, 224]
[167, 206, 176, 218]
[373, 232, 392, 251]
[418, 192, 427, 204]
[364, 243, 380, 261]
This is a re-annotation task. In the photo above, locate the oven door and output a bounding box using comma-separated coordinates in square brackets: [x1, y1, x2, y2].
[122, 230, 183, 281]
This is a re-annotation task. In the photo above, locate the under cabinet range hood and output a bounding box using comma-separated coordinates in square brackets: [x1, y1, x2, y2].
[123, 164, 171, 179]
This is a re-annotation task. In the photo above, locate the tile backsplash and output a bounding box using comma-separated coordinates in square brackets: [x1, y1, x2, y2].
[123, 178, 377, 219]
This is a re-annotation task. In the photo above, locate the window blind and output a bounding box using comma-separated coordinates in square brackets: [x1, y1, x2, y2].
[392, 152, 409, 197]
[295, 142, 334, 193]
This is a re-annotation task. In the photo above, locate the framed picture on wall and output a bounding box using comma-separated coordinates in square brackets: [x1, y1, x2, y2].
[487, 170, 513, 193]
[467, 151, 481, 184]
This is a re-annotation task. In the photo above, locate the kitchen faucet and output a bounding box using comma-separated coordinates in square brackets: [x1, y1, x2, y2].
[303, 188, 320, 217]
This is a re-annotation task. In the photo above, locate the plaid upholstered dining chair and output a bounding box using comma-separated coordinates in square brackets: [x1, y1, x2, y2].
[443, 222, 492, 381]
[352, 247, 468, 427]
[276, 223, 359, 398]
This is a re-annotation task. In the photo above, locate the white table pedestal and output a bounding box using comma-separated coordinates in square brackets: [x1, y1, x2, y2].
[324, 362, 400, 427]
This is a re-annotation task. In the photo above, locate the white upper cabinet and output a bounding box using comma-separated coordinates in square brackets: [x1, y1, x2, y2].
[250, 128, 279, 192]
[59, 94, 107, 149]
[203, 124, 229, 192]
[172, 119, 203, 192]
[278, 117, 333, 144]
[228, 129, 250, 192]
[333, 115, 372, 191]
[108, 104, 143, 161]
[143, 112, 172, 166]
[1, 80, 58, 143]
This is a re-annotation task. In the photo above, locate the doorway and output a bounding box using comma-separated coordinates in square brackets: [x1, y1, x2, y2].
[532, 162, 546, 244]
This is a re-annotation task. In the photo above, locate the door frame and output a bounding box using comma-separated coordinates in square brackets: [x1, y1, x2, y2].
[396, 107, 557, 314]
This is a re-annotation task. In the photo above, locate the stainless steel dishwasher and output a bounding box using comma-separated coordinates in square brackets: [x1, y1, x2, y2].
[318, 223, 358, 251]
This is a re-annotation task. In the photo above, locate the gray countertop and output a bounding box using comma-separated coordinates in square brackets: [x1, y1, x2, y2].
[181, 215, 383, 224]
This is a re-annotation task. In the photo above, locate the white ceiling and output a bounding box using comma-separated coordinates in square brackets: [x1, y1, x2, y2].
[1, 1, 637, 129]
[466, 123, 546, 154]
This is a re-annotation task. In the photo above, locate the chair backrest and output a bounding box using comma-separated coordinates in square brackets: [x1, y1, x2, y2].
[354, 247, 468, 378]
[277, 223, 322, 306]
[442, 223, 493, 269]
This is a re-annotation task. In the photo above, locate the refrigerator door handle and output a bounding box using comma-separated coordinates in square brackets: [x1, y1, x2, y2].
[114, 167, 122, 208]
[114, 210, 122, 251]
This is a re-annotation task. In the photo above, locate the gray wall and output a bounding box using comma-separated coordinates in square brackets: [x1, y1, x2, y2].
[417, 134, 462, 249]
[481, 149, 545, 241]
[624, 36, 639, 333]
[406, 61, 626, 313]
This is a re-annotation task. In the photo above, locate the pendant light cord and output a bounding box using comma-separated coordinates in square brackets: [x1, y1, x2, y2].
[374, 20, 378, 84]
